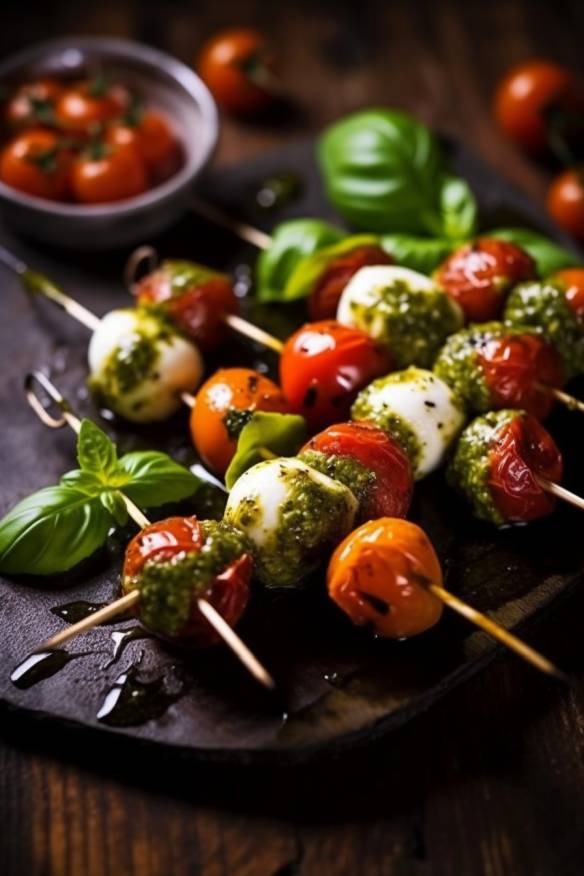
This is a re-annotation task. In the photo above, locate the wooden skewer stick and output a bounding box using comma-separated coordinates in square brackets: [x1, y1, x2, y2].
[189, 195, 272, 250]
[535, 382, 584, 415]
[537, 477, 584, 513]
[25, 373, 275, 690]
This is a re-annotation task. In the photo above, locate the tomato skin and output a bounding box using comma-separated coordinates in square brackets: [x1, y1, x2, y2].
[493, 60, 584, 153]
[6, 79, 63, 127]
[327, 518, 444, 639]
[106, 111, 177, 173]
[553, 267, 584, 320]
[302, 421, 413, 521]
[547, 170, 584, 240]
[123, 516, 203, 579]
[435, 238, 536, 322]
[71, 143, 147, 203]
[198, 28, 275, 115]
[0, 128, 72, 200]
[308, 246, 394, 321]
[477, 332, 564, 420]
[190, 368, 288, 476]
[55, 82, 127, 133]
[280, 320, 392, 431]
[488, 414, 563, 522]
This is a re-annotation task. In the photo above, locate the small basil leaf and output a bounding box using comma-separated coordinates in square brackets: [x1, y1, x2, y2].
[283, 234, 380, 302]
[77, 418, 118, 481]
[488, 227, 581, 276]
[435, 175, 478, 240]
[0, 486, 112, 575]
[60, 468, 103, 497]
[256, 219, 345, 302]
[117, 451, 201, 507]
[381, 234, 455, 274]
[225, 412, 307, 490]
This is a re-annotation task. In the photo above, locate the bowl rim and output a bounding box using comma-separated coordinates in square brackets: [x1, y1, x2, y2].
[0, 36, 219, 219]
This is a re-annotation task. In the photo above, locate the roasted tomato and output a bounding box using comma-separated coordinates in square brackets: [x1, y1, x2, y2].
[308, 245, 394, 321]
[493, 60, 584, 153]
[489, 414, 563, 522]
[197, 28, 277, 115]
[71, 142, 147, 203]
[6, 79, 64, 128]
[435, 238, 536, 322]
[280, 320, 391, 431]
[135, 263, 238, 351]
[55, 79, 128, 133]
[124, 516, 203, 578]
[301, 421, 413, 521]
[106, 110, 177, 174]
[553, 267, 584, 320]
[0, 128, 72, 200]
[190, 368, 288, 476]
[547, 170, 584, 240]
[327, 518, 444, 639]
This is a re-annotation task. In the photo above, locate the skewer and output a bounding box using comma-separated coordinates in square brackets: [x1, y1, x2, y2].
[24, 372, 275, 690]
[536, 477, 584, 513]
[538, 385, 584, 415]
[189, 195, 272, 249]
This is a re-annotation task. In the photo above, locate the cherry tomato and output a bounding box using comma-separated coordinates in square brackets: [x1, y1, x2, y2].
[55, 79, 128, 133]
[6, 79, 63, 128]
[0, 128, 72, 200]
[198, 28, 276, 116]
[327, 518, 444, 639]
[280, 320, 392, 431]
[488, 414, 563, 522]
[435, 238, 535, 322]
[190, 368, 288, 476]
[493, 60, 584, 153]
[477, 332, 564, 420]
[308, 245, 394, 321]
[106, 111, 177, 174]
[123, 516, 203, 579]
[302, 422, 413, 521]
[71, 142, 147, 204]
[553, 267, 584, 320]
[547, 170, 584, 240]
[135, 265, 238, 351]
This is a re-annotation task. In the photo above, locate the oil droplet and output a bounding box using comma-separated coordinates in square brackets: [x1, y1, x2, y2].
[255, 171, 303, 211]
[11, 650, 80, 689]
[323, 671, 347, 688]
[104, 626, 152, 668]
[51, 600, 132, 625]
[234, 263, 253, 298]
[97, 663, 187, 727]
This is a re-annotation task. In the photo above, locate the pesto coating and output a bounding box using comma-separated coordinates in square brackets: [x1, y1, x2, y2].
[352, 382, 422, 474]
[298, 449, 376, 507]
[163, 259, 225, 295]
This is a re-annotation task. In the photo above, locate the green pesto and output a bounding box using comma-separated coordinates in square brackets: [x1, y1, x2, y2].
[131, 520, 250, 637]
[298, 449, 375, 507]
[222, 408, 253, 441]
[447, 409, 520, 525]
[348, 279, 463, 368]
[504, 281, 584, 379]
[351, 376, 422, 473]
[162, 259, 225, 296]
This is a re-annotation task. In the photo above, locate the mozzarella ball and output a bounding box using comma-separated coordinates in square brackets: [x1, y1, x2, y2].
[351, 367, 466, 479]
[224, 457, 358, 588]
[337, 265, 463, 368]
[88, 308, 203, 422]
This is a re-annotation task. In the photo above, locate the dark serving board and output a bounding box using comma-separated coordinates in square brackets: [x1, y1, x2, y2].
[1, 139, 583, 764]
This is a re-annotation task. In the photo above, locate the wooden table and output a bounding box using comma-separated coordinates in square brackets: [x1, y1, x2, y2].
[2, 1, 584, 873]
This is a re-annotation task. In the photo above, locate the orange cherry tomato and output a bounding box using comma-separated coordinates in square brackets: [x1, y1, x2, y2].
[493, 60, 584, 153]
[0, 128, 72, 200]
[198, 28, 276, 115]
[308, 245, 394, 321]
[553, 267, 584, 319]
[71, 142, 147, 204]
[190, 368, 288, 476]
[327, 518, 444, 639]
[6, 78, 64, 128]
[547, 170, 584, 240]
[55, 80, 128, 133]
[106, 111, 177, 173]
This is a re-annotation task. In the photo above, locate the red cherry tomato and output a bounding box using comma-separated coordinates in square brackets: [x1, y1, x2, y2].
[190, 368, 288, 476]
[553, 267, 584, 320]
[197, 28, 276, 116]
[0, 128, 72, 200]
[6, 79, 64, 128]
[435, 238, 536, 322]
[302, 421, 413, 521]
[106, 111, 177, 174]
[135, 267, 238, 351]
[308, 245, 394, 321]
[327, 518, 444, 639]
[477, 332, 564, 420]
[123, 516, 203, 579]
[55, 80, 128, 133]
[488, 414, 563, 522]
[547, 170, 584, 240]
[280, 320, 392, 431]
[493, 60, 584, 153]
[71, 142, 147, 204]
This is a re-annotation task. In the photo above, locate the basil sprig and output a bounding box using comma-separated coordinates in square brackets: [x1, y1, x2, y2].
[225, 412, 307, 490]
[0, 420, 201, 576]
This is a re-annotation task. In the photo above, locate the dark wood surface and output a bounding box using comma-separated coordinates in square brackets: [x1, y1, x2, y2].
[2, 1, 584, 873]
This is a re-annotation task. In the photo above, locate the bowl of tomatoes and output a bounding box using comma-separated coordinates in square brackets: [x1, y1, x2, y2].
[0, 37, 218, 250]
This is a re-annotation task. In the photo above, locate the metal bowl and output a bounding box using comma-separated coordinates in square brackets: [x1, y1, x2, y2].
[0, 37, 219, 251]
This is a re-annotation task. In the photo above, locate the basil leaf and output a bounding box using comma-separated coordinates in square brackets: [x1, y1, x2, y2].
[283, 234, 380, 301]
[0, 486, 112, 575]
[77, 418, 118, 481]
[488, 227, 581, 276]
[116, 451, 201, 506]
[256, 219, 344, 302]
[225, 412, 307, 490]
[435, 175, 478, 240]
[100, 490, 129, 527]
[318, 108, 445, 234]
[381, 234, 455, 274]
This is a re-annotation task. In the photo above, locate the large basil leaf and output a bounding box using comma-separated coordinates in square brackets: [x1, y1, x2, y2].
[117, 451, 201, 506]
[381, 234, 455, 274]
[256, 219, 344, 302]
[283, 234, 380, 301]
[225, 412, 307, 490]
[488, 227, 581, 276]
[0, 486, 112, 575]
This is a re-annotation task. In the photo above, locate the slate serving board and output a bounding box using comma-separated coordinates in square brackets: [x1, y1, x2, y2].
[0, 139, 583, 764]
